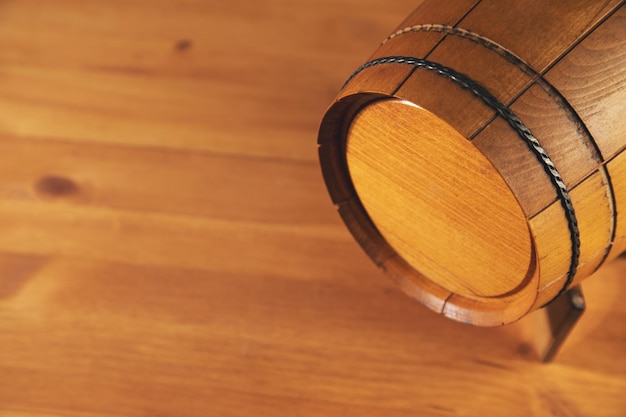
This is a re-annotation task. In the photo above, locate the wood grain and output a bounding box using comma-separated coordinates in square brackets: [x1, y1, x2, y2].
[0, 1, 625, 416]
[606, 149, 626, 259]
[319, 0, 626, 325]
[396, 65, 495, 138]
[545, 6, 626, 159]
[458, 0, 623, 72]
[372, 0, 478, 60]
[346, 99, 532, 298]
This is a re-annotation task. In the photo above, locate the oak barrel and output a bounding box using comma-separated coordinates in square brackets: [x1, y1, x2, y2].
[318, 0, 626, 325]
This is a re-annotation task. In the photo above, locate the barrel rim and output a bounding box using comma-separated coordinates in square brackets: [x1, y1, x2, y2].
[318, 92, 540, 326]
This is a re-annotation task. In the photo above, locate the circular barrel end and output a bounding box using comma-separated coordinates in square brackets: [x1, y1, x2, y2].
[319, 96, 539, 325]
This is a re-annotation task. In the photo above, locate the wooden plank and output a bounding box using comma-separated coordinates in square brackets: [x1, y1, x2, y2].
[544, 6, 626, 159]
[425, 31, 531, 134]
[0, 134, 335, 226]
[371, 0, 479, 60]
[606, 149, 626, 259]
[472, 79, 606, 218]
[0, 65, 322, 161]
[568, 170, 614, 283]
[0, 0, 416, 160]
[339, 64, 413, 97]
[458, 0, 623, 72]
[395, 66, 495, 138]
[0, 0, 413, 72]
[1, 254, 625, 416]
[505, 84, 602, 189]
[370, 32, 444, 61]
[0, 200, 372, 284]
[528, 202, 570, 297]
[529, 170, 613, 307]
[472, 116, 555, 217]
[390, 0, 478, 32]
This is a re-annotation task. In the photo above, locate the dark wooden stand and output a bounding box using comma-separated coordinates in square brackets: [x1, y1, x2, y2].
[538, 286, 585, 362]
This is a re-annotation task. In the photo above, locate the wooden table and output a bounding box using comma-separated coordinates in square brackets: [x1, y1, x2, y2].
[0, 1, 624, 415]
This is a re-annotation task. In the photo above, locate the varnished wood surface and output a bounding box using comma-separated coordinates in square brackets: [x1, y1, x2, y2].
[346, 100, 532, 298]
[319, 0, 625, 324]
[0, 1, 625, 416]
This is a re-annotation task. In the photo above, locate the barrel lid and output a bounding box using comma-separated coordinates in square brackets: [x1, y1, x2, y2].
[319, 96, 539, 323]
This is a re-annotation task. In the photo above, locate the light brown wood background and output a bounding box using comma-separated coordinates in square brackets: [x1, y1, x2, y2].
[0, 1, 624, 416]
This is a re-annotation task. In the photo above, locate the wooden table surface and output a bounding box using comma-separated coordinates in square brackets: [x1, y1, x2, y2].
[0, 1, 624, 416]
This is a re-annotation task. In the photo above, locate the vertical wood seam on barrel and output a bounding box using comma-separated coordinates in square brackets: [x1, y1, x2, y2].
[593, 168, 618, 273]
[388, 0, 483, 97]
[441, 293, 453, 315]
[470, 1, 625, 139]
[343, 56, 580, 302]
[539, 1, 626, 78]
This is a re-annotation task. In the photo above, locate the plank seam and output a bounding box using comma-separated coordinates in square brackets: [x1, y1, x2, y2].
[387, 0, 483, 96]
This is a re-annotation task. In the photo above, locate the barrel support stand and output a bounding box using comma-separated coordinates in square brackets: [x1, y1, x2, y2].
[537, 285, 585, 362]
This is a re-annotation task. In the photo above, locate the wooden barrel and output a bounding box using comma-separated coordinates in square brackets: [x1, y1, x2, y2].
[318, 0, 626, 325]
